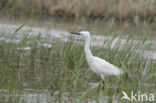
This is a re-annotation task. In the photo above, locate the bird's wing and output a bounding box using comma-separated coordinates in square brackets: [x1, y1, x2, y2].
[93, 56, 123, 75]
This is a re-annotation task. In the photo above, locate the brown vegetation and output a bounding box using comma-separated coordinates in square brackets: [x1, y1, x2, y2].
[0, 0, 156, 21]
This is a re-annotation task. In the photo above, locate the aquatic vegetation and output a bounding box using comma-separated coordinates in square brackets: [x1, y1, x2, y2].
[0, 25, 155, 102]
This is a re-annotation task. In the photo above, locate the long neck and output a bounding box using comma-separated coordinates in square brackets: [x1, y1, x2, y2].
[85, 35, 93, 62]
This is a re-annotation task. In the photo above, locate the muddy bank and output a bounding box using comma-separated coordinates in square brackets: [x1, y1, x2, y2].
[1, 0, 156, 21]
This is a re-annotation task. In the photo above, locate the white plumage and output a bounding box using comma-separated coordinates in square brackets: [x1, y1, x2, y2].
[90, 57, 122, 76]
[70, 31, 123, 80]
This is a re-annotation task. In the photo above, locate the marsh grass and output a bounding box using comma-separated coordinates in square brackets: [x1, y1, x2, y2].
[0, 0, 156, 21]
[0, 26, 155, 102]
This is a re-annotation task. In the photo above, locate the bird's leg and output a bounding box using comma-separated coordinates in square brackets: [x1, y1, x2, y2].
[102, 80, 105, 90]
[100, 75, 105, 90]
[117, 76, 121, 94]
[97, 81, 102, 92]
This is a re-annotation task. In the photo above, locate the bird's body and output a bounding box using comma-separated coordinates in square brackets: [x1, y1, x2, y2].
[88, 56, 122, 76]
[70, 31, 123, 81]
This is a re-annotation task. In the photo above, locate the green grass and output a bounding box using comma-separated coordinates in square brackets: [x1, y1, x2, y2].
[0, 25, 155, 103]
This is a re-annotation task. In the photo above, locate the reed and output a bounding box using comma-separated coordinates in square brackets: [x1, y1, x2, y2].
[0, 24, 155, 102]
[0, 0, 156, 21]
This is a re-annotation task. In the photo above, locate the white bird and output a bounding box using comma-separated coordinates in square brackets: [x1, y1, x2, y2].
[70, 31, 123, 90]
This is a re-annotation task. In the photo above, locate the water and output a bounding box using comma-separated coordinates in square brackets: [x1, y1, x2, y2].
[0, 89, 51, 103]
[0, 89, 119, 103]
[0, 20, 155, 103]
[0, 21, 156, 60]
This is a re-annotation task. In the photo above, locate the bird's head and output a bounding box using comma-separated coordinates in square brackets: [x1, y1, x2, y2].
[70, 31, 90, 38]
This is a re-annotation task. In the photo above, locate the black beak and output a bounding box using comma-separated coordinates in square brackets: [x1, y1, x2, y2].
[70, 32, 82, 35]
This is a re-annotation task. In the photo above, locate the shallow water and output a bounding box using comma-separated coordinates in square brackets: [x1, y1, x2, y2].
[0, 88, 119, 103]
[0, 21, 156, 60]
[0, 89, 51, 103]
[0, 20, 156, 103]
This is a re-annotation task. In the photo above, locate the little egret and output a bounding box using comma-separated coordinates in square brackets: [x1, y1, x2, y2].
[70, 31, 123, 90]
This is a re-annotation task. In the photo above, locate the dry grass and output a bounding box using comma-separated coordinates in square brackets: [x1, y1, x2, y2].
[0, 0, 156, 20]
